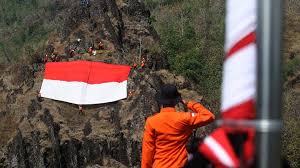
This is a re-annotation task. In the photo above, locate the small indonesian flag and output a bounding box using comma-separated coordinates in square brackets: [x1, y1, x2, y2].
[199, 128, 239, 168]
[40, 61, 131, 105]
[222, 0, 256, 120]
[199, 0, 257, 167]
[200, 128, 255, 168]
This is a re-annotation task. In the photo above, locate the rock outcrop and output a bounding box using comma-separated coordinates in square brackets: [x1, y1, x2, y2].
[0, 0, 207, 167]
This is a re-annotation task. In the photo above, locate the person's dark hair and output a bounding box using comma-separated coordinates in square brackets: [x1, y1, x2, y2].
[163, 103, 176, 108]
[184, 137, 212, 168]
[155, 84, 182, 107]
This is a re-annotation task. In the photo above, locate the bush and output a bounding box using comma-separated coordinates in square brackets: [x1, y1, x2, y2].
[144, 0, 160, 10]
[149, 0, 224, 99]
[283, 58, 300, 78]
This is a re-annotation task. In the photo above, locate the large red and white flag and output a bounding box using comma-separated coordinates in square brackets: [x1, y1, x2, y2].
[199, 0, 257, 167]
[40, 61, 131, 105]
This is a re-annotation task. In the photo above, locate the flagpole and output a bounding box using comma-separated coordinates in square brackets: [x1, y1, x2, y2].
[256, 0, 283, 167]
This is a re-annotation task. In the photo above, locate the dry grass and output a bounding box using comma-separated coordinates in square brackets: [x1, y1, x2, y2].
[0, 115, 18, 147]
[284, 11, 300, 60]
[282, 89, 300, 168]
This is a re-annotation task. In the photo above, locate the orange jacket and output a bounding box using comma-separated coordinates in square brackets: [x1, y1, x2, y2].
[141, 101, 215, 168]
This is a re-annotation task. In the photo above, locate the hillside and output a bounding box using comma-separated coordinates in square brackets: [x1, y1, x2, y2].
[0, 0, 207, 167]
[281, 1, 300, 167]
[0, 0, 299, 167]
[147, 1, 300, 167]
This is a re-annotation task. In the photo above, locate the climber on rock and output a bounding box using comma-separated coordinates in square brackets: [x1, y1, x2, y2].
[87, 47, 93, 56]
[98, 40, 104, 50]
[55, 54, 61, 62]
[92, 50, 97, 56]
[79, 105, 84, 114]
[44, 54, 49, 63]
[141, 84, 215, 168]
[132, 63, 137, 69]
[36, 91, 43, 102]
[128, 90, 134, 98]
[69, 49, 76, 57]
[141, 57, 146, 68]
[51, 53, 57, 62]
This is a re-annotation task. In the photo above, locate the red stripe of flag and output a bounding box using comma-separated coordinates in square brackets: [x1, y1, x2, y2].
[226, 32, 256, 59]
[199, 128, 240, 168]
[221, 99, 256, 120]
[44, 61, 131, 84]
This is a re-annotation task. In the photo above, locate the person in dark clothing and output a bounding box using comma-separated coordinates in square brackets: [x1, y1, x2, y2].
[184, 137, 213, 168]
[98, 40, 104, 50]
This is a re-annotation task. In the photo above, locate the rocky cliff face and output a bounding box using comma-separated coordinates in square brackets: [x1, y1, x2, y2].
[0, 0, 206, 167]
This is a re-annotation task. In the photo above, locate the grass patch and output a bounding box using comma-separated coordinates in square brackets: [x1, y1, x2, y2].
[0, 0, 54, 64]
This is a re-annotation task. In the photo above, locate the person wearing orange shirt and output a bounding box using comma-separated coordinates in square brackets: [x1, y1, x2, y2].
[141, 57, 146, 68]
[141, 84, 215, 168]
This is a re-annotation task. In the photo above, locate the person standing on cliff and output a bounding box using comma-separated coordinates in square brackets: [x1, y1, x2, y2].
[141, 84, 215, 168]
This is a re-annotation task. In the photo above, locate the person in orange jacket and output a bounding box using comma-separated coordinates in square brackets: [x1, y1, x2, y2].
[141, 57, 146, 68]
[141, 84, 215, 168]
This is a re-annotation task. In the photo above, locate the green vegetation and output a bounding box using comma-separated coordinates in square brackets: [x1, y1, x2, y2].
[146, 0, 224, 105]
[283, 57, 300, 79]
[146, 1, 300, 168]
[0, 0, 55, 63]
[0, 0, 299, 167]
